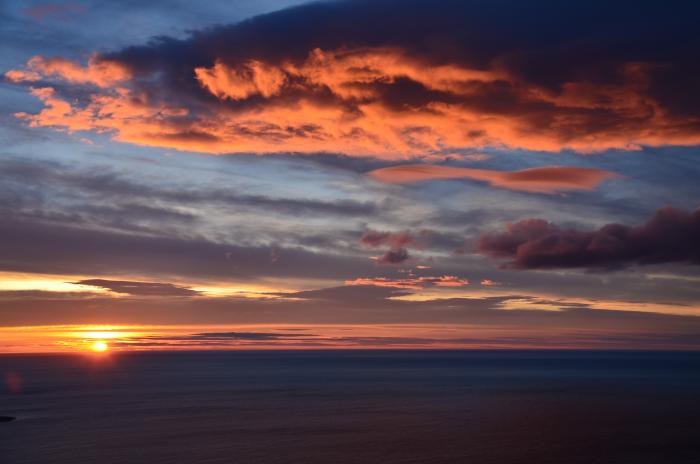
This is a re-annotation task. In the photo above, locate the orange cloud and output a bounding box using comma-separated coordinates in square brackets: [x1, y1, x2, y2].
[346, 276, 469, 290]
[14, 86, 189, 143]
[6, 55, 130, 87]
[195, 59, 287, 100]
[7, 47, 700, 157]
[367, 164, 620, 193]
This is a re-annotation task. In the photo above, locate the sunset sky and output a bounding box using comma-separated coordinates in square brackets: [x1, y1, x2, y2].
[1, 0, 700, 352]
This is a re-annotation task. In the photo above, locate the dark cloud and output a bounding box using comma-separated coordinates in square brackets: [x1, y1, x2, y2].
[377, 248, 410, 265]
[140, 331, 317, 342]
[76, 279, 200, 296]
[107, 0, 700, 91]
[0, 290, 100, 300]
[477, 206, 700, 270]
[233, 152, 395, 174]
[114, 331, 700, 349]
[361, 229, 429, 265]
[282, 285, 410, 302]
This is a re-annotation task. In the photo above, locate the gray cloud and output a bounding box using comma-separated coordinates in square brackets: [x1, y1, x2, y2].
[0, 157, 380, 220]
[0, 214, 372, 281]
[281, 285, 410, 302]
[76, 279, 201, 296]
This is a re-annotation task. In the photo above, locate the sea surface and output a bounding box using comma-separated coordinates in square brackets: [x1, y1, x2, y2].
[1, 350, 699, 463]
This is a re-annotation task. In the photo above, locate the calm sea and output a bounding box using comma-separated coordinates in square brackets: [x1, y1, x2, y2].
[1, 350, 699, 463]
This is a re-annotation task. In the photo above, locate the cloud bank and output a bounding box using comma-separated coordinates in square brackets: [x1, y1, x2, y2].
[477, 206, 700, 270]
[6, 0, 700, 157]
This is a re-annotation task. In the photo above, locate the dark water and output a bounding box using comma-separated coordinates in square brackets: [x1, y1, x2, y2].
[1, 350, 699, 463]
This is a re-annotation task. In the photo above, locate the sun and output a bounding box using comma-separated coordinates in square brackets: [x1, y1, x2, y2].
[90, 341, 109, 352]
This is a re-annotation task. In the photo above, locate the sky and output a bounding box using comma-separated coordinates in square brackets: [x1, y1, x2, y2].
[1, 0, 700, 352]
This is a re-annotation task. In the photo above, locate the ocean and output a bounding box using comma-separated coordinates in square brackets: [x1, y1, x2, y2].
[1, 350, 699, 463]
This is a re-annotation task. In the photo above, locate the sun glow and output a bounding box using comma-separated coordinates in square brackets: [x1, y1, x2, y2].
[90, 341, 109, 352]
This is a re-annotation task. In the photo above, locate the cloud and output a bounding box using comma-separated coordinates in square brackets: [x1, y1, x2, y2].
[195, 59, 288, 100]
[5, 55, 131, 87]
[376, 248, 410, 265]
[113, 330, 700, 349]
[6, 0, 700, 156]
[367, 165, 621, 193]
[0, 157, 380, 220]
[0, 214, 371, 281]
[0, 156, 384, 283]
[360, 229, 428, 249]
[283, 285, 410, 302]
[361, 229, 431, 265]
[477, 206, 700, 270]
[76, 279, 200, 296]
[143, 331, 316, 342]
[346, 275, 469, 289]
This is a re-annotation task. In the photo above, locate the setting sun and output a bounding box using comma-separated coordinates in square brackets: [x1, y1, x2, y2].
[90, 341, 109, 352]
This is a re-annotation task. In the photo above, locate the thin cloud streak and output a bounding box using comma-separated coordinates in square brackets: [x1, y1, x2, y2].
[76, 279, 201, 297]
[346, 276, 469, 290]
[367, 165, 621, 193]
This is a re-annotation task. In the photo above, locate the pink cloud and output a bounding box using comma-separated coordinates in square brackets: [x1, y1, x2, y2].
[367, 164, 621, 193]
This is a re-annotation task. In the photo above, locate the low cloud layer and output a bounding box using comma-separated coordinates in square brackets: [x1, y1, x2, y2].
[3, 284, 700, 350]
[6, 0, 700, 156]
[477, 206, 700, 270]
